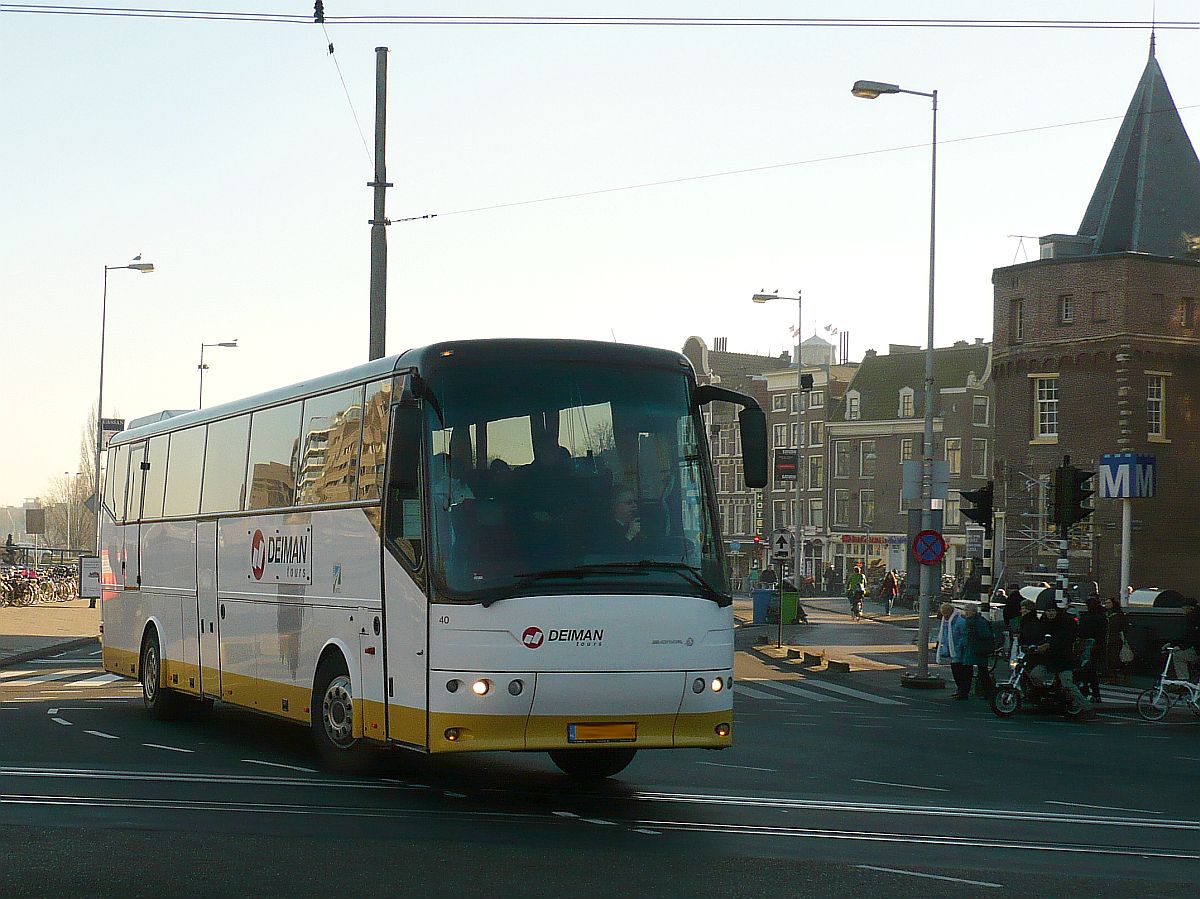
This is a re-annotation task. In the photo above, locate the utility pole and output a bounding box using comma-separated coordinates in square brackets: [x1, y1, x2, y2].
[368, 46, 391, 361]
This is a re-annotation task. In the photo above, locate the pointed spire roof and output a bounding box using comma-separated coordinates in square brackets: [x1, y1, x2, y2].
[1077, 40, 1200, 257]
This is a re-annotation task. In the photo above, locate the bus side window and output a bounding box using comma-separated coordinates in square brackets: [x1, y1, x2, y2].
[384, 403, 423, 567]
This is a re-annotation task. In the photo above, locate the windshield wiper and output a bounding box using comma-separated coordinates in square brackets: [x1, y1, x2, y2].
[582, 560, 727, 601]
[510, 565, 651, 581]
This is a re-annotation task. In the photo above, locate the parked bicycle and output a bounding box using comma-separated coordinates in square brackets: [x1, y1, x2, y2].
[1137, 645, 1200, 721]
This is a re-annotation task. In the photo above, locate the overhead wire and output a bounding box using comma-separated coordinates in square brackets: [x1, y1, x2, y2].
[402, 102, 1200, 221]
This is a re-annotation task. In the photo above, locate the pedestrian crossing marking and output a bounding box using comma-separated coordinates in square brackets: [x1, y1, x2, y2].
[741, 679, 842, 702]
[70, 674, 122, 686]
[778, 679, 906, 706]
[734, 683, 806, 702]
[0, 671, 82, 686]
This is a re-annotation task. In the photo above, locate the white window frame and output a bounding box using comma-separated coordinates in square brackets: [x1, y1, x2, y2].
[972, 396, 989, 426]
[808, 454, 824, 491]
[900, 437, 914, 463]
[833, 489, 850, 527]
[808, 420, 824, 447]
[809, 498, 824, 529]
[834, 440, 851, 478]
[898, 388, 914, 419]
[971, 438, 988, 479]
[1060, 294, 1074, 324]
[1034, 376, 1059, 439]
[773, 423, 789, 448]
[944, 497, 961, 527]
[860, 440, 877, 478]
[791, 422, 801, 448]
[944, 437, 961, 476]
[859, 489, 875, 527]
[772, 394, 787, 412]
[773, 499, 789, 528]
[808, 389, 825, 408]
[846, 392, 861, 421]
[791, 393, 801, 413]
[1147, 373, 1167, 439]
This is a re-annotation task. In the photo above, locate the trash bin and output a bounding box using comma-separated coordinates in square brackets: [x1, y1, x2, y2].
[780, 590, 800, 625]
[751, 588, 775, 625]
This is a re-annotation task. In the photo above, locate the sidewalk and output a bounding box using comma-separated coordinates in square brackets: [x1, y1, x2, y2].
[0, 598, 100, 667]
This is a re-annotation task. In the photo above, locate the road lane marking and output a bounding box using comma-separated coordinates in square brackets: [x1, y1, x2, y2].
[552, 811, 578, 818]
[1045, 801, 1162, 815]
[241, 759, 318, 773]
[47, 708, 58, 715]
[696, 761, 776, 772]
[88, 650, 102, 656]
[632, 828, 661, 835]
[855, 865, 1001, 888]
[83, 730, 118, 739]
[70, 674, 123, 686]
[789, 680, 907, 705]
[142, 743, 195, 754]
[740, 680, 842, 702]
[852, 779, 950, 793]
[995, 736, 1049, 745]
[51, 718, 73, 726]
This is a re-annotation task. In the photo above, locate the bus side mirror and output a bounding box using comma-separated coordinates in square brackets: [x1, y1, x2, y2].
[738, 407, 767, 488]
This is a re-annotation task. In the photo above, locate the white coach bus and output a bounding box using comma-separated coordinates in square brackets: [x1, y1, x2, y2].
[100, 339, 766, 777]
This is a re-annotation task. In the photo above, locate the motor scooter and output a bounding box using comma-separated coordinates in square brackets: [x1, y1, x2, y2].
[990, 645, 1083, 718]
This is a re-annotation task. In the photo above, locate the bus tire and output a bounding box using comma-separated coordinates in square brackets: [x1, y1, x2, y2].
[548, 748, 637, 779]
[141, 629, 183, 720]
[311, 656, 374, 774]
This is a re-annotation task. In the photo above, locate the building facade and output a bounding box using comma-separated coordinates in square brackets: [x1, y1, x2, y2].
[991, 40, 1200, 598]
[825, 342, 994, 583]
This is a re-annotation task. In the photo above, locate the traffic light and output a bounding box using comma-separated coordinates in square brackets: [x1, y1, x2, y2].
[1050, 460, 1095, 533]
[753, 534, 762, 545]
[1062, 466, 1095, 528]
[960, 480, 994, 537]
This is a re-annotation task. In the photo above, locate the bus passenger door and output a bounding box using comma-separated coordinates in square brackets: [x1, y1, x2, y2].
[197, 520, 220, 699]
[381, 398, 429, 748]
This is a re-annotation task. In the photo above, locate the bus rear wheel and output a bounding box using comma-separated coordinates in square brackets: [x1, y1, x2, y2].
[548, 748, 637, 779]
[311, 657, 375, 774]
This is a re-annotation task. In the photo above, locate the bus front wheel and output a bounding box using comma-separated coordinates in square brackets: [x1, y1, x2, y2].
[311, 657, 375, 774]
[548, 748, 637, 779]
[141, 629, 183, 720]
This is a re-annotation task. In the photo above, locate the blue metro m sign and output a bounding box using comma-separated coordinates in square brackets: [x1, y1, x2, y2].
[1098, 453, 1156, 499]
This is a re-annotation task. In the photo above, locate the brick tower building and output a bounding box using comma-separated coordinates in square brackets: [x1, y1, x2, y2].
[991, 38, 1200, 598]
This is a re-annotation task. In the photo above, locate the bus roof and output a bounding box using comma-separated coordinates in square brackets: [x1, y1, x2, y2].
[111, 338, 693, 445]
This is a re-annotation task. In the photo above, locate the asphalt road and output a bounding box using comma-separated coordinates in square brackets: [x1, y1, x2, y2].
[2, 634, 1198, 898]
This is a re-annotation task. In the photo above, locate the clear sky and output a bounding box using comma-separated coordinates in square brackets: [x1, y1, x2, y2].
[2, 1, 1197, 506]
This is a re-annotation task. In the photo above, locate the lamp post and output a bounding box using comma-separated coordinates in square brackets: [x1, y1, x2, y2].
[94, 259, 155, 564]
[752, 291, 806, 637]
[198, 340, 239, 409]
[852, 79, 942, 688]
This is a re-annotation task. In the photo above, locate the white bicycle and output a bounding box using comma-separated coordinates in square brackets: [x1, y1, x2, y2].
[1136, 645, 1200, 721]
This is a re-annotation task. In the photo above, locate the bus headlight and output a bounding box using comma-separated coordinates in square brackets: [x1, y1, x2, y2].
[471, 678, 492, 696]
[715, 723, 731, 737]
[711, 677, 725, 693]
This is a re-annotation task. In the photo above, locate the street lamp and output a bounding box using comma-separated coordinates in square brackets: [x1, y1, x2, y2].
[198, 340, 239, 409]
[751, 290, 806, 643]
[852, 77, 941, 689]
[94, 259, 155, 566]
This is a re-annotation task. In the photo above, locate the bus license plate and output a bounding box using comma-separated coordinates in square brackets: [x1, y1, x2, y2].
[568, 723, 637, 743]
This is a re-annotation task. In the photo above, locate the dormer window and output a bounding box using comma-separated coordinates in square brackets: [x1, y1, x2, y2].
[845, 391, 861, 421]
[898, 388, 914, 418]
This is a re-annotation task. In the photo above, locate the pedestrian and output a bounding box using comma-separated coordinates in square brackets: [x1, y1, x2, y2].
[936, 602, 971, 699]
[1103, 597, 1131, 685]
[759, 567, 777, 589]
[847, 564, 866, 618]
[961, 603, 994, 697]
[1073, 596, 1107, 702]
[3, 533, 13, 564]
[880, 570, 898, 616]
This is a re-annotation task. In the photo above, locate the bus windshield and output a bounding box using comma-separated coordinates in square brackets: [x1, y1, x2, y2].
[420, 361, 727, 605]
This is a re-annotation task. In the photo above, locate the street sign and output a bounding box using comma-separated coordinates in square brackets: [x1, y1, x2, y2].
[79, 556, 102, 599]
[1099, 453, 1156, 498]
[100, 417, 125, 451]
[730, 540, 741, 553]
[912, 529, 947, 566]
[774, 450, 798, 482]
[771, 529, 793, 560]
[901, 459, 951, 502]
[965, 526, 984, 559]
[24, 508, 45, 536]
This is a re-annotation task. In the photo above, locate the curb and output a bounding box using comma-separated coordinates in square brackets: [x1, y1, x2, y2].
[0, 636, 99, 669]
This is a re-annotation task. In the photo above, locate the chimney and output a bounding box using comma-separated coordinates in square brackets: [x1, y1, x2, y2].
[863, 349, 877, 359]
[713, 337, 728, 352]
[974, 337, 984, 345]
[953, 340, 969, 348]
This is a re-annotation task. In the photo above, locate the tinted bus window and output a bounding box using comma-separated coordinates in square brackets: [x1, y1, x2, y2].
[297, 387, 364, 505]
[104, 443, 130, 521]
[358, 379, 392, 501]
[163, 426, 206, 517]
[126, 442, 148, 521]
[142, 435, 169, 519]
[246, 402, 302, 510]
[201, 415, 251, 514]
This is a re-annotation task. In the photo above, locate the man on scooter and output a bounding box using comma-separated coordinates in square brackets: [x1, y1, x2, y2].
[1028, 598, 1095, 719]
